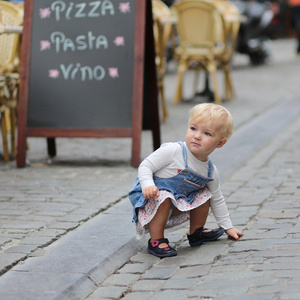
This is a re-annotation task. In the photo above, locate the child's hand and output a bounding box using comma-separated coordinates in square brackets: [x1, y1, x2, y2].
[142, 185, 160, 200]
[226, 227, 243, 241]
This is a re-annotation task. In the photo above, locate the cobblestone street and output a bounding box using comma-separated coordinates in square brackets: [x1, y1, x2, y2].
[0, 39, 300, 299]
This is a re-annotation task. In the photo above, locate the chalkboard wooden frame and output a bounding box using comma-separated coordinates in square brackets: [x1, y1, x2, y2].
[17, 0, 160, 167]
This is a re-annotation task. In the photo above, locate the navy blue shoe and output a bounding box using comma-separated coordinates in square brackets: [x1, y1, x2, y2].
[147, 238, 177, 258]
[187, 227, 225, 247]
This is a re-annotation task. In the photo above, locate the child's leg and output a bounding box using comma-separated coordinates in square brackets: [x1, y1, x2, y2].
[188, 199, 225, 247]
[189, 199, 210, 235]
[148, 198, 171, 248]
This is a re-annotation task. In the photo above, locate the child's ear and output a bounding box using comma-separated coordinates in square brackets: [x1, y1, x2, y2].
[216, 138, 227, 148]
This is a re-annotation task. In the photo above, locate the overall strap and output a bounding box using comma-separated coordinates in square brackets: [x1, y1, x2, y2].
[178, 141, 214, 177]
[178, 141, 188, 168]
[208, 158, 214, 178]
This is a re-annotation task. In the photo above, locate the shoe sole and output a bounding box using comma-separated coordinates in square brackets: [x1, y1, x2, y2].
[189, 229, 225, 247]
[147, 249, 177, 258]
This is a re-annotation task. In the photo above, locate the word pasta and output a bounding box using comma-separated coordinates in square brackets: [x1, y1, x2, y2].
[50, 31, 108, 53]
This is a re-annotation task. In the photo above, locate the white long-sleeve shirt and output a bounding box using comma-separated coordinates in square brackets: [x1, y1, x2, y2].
[138, 142, 233, 230]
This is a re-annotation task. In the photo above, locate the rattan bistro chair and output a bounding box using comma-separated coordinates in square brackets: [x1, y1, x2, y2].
[0, 1, 23, 161]
[191, 0, 241, 102]
[171, 0, 227, 105]
[152, 0, 173, 123]
[0, 1, 23, 71]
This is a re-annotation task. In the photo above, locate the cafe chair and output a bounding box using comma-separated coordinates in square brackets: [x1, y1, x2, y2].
[171, 0, 228, 105]
[192, 0, 241, 102]
[152, 0, 174, 123]
[0, 0, 23, 161]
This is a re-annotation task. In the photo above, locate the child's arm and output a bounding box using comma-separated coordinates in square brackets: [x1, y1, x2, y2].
[226, 227, 243, 240]
[207, 167, 243, 239]
[138, 143, 181, 198]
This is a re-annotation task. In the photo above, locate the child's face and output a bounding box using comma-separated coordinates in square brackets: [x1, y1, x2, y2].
[185, 120, 227, 161]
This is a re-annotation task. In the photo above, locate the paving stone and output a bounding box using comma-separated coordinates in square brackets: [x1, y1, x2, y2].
[117, 262, 151, 274]
[122, 291, 154, 300]
[131, 279, 165, 292]
[168, 265, 211, 279]
[56, 214, 90, 223]
[0, 237, 13, 247]
[142, 266, 178, 280]
[86, 286, 127, 299]
[101, 273, 140, 287]
[4, 244, 39, 254]
[162, 277, 200, 290]
[249, 283, 300, 295]
[19, 236, 55, 245]
[210, 264, 249, 273]
[148, 289, 189, 300]
[271, 270, 300, 278]
[253, 262, 300, 271]
[202, 270, 265, 282]
[174, 242, 228, 266]
[219, 295, 273, 300]
[47, 222, 80, 230]
[0, 253, 27, 271]
[1, 220, 46, 230]
[0, 210, 31, 216]
[130, 252, 160, 264]
[188, 280, 250, 298]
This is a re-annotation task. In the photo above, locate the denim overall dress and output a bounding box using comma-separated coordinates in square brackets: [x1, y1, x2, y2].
[129, 141, 214, 223]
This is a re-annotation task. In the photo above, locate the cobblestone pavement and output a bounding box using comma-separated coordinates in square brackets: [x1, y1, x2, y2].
[86, 116, 300, 300]
[0, 39, 300, 299]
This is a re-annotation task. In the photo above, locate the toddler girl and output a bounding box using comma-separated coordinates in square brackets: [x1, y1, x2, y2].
[129, 103, 243, 258]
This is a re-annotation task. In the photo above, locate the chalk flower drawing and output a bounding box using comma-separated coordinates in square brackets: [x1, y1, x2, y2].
[114, 36, 125, 46]
[39, 8, 51, 19]
[109, 68, 119, 78]
[49, 69, 59, 78]
[40, 40, 51, 51]
[119, 2, 130, 13]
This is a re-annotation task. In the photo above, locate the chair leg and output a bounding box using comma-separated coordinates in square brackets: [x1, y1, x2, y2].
[159, 83, 168, 124]
[224, 72, 230, 101]
[173, 59, 187, 105]
[208, 65, 221, 104]
[193, 70, 201, 94]
[224, 65, 234, 101]
[227, 72, 234, 100]
[1, 113, 10, 162]
[5, 107, 11, 132]
[10, 106, 16, 157]
[6, 74, 19, 157]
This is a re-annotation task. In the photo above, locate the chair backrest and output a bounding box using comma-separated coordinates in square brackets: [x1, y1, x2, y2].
[152, 0, 172, 20]
[172, 0, 226, 50]
[0, 1, 24, 72]
[152, 0, 173, 65]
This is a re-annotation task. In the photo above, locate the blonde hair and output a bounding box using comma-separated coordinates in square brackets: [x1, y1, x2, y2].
[189, 103, 233, 139]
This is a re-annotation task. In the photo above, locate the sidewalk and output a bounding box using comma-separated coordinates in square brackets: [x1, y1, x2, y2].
[88, 115, 300, 300]
[0, 38, 300, 299]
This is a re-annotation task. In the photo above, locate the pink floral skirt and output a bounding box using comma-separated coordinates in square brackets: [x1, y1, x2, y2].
[136, 188, 212, 239]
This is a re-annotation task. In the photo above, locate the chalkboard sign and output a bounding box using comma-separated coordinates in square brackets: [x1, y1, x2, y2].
[17, 0, 160, 167]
